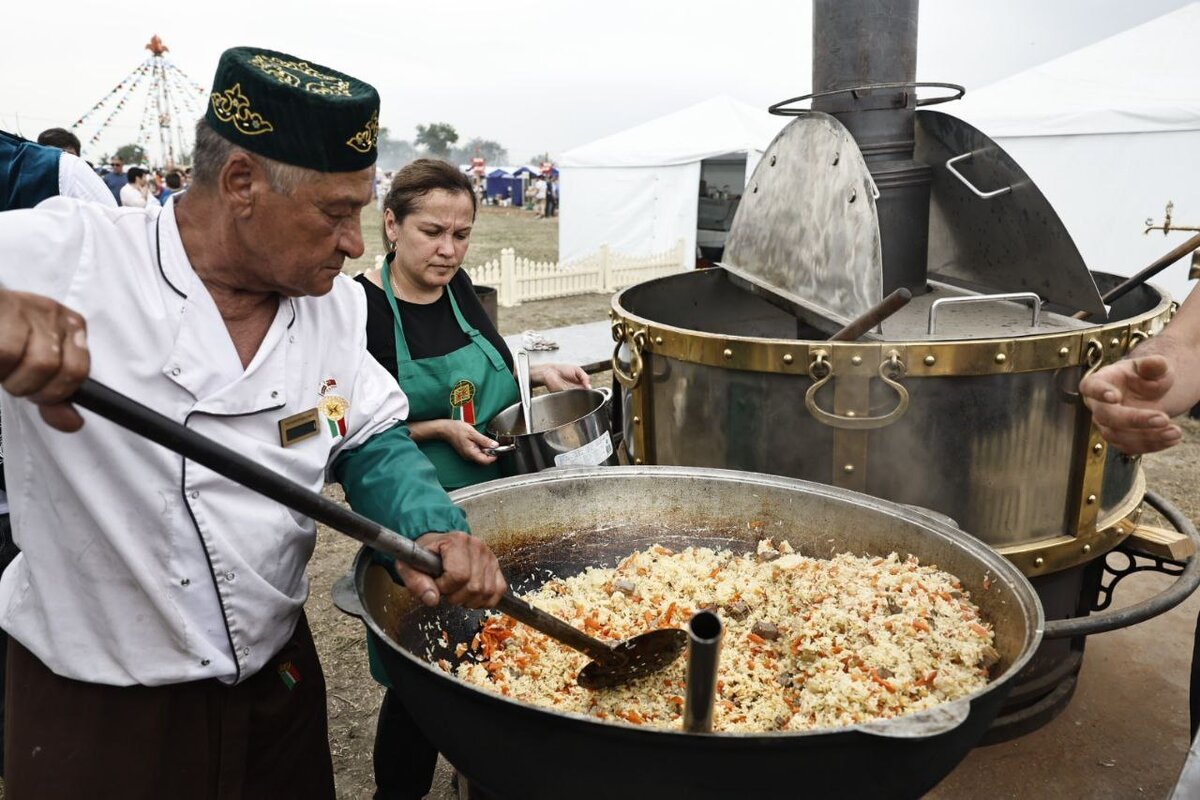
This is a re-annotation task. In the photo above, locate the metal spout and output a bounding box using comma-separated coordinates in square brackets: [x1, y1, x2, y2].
[683, 610, 724, 733]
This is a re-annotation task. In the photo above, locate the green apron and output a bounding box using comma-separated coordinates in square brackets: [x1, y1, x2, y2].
[367, 260, 518, 687]
[382, 257, 518, 491]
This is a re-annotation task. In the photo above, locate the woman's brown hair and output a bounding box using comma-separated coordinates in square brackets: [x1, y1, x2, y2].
[381, 158, 477, 249]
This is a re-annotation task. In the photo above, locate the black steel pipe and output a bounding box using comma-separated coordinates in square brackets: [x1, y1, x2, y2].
[683, 610, 723, 733]
[812, 0, 932, 297]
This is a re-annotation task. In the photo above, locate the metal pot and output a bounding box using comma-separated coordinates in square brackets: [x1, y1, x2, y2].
[346, 466, 1043, 800]
[485, 387, 618, 474]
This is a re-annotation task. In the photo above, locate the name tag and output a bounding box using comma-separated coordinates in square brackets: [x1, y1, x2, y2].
[278, 408, 320, 447]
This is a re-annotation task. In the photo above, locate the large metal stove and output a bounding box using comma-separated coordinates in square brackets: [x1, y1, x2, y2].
[610, 0, 1200, 741]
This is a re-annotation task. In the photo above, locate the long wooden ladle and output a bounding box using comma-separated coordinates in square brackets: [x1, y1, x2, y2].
[69, 378, 686, 689]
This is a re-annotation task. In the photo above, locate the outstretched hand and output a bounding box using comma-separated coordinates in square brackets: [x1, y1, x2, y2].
[1080, 355, 1181, 454]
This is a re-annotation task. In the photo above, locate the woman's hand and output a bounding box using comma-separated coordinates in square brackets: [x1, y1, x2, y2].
[529, 363, 591, 391]
[410, 419, 499, 464]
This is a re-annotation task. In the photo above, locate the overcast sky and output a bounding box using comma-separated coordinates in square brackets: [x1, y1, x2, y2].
[1, 0, 1191, 164]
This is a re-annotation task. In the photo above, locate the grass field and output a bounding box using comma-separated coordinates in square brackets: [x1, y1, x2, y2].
[345, 203, 560, 276]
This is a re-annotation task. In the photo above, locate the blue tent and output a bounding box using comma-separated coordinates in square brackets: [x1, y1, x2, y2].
[485, 171, 526, 204]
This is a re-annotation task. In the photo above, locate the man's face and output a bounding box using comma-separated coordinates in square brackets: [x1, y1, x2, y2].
[240, 165, 374, 297]
[110, 160, 124, 174]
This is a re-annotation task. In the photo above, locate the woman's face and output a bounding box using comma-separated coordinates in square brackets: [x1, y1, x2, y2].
[386, 189, 475, 292]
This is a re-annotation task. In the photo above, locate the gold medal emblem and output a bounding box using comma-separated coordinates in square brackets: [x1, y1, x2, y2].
[450, 379, 476, 408]
[318, 394, 348, 421]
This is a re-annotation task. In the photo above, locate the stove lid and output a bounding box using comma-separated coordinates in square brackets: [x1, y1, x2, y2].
[724, 111, 883, 326]
[915, 110, 1107, 320]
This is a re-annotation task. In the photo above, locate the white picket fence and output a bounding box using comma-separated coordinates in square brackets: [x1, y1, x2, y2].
[463, 239, 688, 307]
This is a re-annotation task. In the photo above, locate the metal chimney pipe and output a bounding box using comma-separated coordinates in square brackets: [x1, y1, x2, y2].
[812, 0, 932, 296]
[683, 610, 723, 733]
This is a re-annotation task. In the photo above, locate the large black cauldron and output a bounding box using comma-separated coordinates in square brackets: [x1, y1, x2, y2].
[351, 467, 1042, 799]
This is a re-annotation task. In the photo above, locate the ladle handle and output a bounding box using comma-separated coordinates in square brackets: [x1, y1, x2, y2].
[70, 378, 444, 574]
[517, 349, 533, 434]
[495, 593, 617, 663]
[70, 378, 621, 664]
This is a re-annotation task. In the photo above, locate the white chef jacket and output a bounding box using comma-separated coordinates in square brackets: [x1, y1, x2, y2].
[0, 196, 416, 686]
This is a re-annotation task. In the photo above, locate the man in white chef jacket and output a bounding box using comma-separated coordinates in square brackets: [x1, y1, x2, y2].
[0, 46, 505, 798]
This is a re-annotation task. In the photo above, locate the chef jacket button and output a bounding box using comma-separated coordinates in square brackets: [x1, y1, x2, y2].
[270, 390, 279, 399]
[225, 571, 236, 581]
[242, 647, 251, 656]
[189, 490, 200, 500]
[181, 578, 190, 586]
[170, 367, 181, 377]
[201, 658, 211, 666]
[288, 335, 296, 343]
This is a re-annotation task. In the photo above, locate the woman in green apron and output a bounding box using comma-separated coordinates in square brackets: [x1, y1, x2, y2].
[355, 159, 588, 800]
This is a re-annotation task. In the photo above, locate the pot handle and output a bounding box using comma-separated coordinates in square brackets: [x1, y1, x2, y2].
[484, 444, 517, 456]
[855, 698, 970, 739]
[332, 573, 365, 619]
[805, 350, 911, 430]
[596, 386, 612, 401]
[1043, 490, 1200, 639]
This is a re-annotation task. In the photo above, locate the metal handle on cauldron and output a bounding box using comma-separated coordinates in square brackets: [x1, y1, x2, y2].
[928, 292, 1042, 335]
[804, 350, 911, 430]
[68, 378, 622, 666]
[944, 151, 1012, 200]
[1043, 490, 1200, 639]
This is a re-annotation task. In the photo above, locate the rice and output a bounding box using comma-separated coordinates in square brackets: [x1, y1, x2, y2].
[450, 539, 999, 733]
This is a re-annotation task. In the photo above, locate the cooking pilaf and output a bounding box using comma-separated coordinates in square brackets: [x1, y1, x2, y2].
[450, 538, 999, 733]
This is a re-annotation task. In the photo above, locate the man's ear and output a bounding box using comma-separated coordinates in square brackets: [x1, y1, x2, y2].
[219, 152, 261, 219]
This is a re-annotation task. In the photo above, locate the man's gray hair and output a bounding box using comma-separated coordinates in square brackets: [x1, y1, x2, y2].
[191, 118, 313, 195]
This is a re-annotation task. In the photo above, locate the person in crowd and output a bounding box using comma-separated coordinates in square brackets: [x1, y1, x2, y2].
[0, 46, 504, 798]
[1080, 286, 1200, 738]
[119, 166, 154, 207]
[101, 155, 125, 201]
[159, 169, 183, 205]
[354, 158, 588, 799]
[35, 127, 81, 157]
[546, 173, 559, 217]
[533, 174, 548, 217]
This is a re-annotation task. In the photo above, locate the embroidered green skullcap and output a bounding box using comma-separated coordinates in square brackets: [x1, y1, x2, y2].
[206, 46, 379, 172]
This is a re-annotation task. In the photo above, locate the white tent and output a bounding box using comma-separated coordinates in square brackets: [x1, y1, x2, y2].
[949, 3, 1200, 303]
[558, 96, 786, 267]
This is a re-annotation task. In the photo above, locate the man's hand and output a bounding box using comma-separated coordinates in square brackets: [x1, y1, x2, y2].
[395, 531, 506, 609]
[0, 291, 90, 431]
[1080, 355, 1181, 454]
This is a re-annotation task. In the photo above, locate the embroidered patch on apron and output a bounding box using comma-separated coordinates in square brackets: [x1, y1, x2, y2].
[318, 378, 349, 439]
[450, 379, 477, 424]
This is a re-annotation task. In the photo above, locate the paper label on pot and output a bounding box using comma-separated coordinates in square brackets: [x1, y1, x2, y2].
[554, 433, 614, 468]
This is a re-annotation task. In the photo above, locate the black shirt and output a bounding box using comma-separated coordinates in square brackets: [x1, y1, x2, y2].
[355, 268, 513, 379]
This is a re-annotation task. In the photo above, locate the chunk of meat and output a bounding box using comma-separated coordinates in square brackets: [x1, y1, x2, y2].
[725, 600, 751, 620]
[613, 579, 638, 596]
[752, 621, 780, 641]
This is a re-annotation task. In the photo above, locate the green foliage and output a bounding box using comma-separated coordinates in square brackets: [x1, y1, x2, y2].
[376, 126, 417, 171]
[452, 137, 509, 166]
[415, 122, 459, 158]
[112, 143, 147, 165]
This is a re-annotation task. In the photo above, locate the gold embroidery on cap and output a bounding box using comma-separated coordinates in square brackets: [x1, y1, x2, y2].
[210, 83, 275, 136]
[249, 55, 352, 97]
[346, 110, 379, 154]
